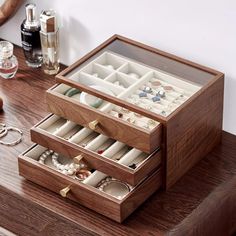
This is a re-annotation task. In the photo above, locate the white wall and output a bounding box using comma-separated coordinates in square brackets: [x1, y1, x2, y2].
[0, 0, 235, 135]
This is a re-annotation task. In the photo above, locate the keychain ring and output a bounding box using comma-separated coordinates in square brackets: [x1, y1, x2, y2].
[0, 126, 23, 146]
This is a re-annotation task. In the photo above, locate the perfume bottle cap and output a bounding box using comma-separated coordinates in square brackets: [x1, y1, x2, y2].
[0, 41, 13, 59]
[25, 3, 37, 23]
[40, 10, 57, 33]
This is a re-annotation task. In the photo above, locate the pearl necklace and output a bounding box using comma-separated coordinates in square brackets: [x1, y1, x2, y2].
[38, 149, 85, 176]
[38, 149, 53, 164]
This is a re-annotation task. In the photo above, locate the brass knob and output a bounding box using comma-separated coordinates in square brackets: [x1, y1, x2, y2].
[88, 120, 99, 130]
[60, 186, 71, 198]
[73, 154, 83, 164]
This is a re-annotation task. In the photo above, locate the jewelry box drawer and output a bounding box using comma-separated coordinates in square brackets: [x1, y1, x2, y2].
[18, 144, 162, 223]
[30, 114, 162, 186]
[46, 83, 162, 154]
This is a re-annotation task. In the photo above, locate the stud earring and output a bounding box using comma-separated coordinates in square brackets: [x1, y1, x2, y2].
[143, 86, 152, 93]
[139, 92, 147, 98]
[152, 96, 161, 102]
[156, 90, 165, 98]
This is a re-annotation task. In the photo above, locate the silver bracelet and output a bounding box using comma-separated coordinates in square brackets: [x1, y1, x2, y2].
[97, 177, 131, 199]
[0, 125, 23, 146]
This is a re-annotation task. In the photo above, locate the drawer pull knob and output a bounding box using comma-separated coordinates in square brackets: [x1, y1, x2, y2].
[88, 120, 99, 130]
[73, 154, 83, 164]
[60, 186, 71, 197]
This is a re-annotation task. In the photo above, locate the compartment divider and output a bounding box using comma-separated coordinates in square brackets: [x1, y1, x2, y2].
[68, 128, 94, 144]
[93, 52, 127, 70]
[82, 170, 107, 187]
[53, 120, 78, 137]
[75, 71, 125, 96]
[101, 141, 126, 159]
[117, 71, 153, 99]
[84, 134, 109, 151]
[118, 148, 142, 166]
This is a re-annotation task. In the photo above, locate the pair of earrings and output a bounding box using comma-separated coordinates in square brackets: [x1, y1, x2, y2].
[139, 86, 166, 103]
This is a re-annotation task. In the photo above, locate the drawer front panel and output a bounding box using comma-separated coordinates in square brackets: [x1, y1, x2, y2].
[46, 89, 162, 154]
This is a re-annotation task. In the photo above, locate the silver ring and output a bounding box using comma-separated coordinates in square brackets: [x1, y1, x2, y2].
[0, 126, 23, 146]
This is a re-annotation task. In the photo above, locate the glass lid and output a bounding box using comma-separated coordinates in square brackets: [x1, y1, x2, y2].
[61, 36, 216, 120]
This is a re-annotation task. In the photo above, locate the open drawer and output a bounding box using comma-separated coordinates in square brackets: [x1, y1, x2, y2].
[30, 114, 162, 186]
[46, 82, 162, 154]
[18, 144, 162, 222]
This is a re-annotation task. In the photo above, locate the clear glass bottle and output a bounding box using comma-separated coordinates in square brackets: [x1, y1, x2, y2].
[21, 3, 42, 68]
[0, 41, 18, 79]
[40, 10, 60, 75]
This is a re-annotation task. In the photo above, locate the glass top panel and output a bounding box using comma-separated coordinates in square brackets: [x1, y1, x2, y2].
[65, 38, 216, 118]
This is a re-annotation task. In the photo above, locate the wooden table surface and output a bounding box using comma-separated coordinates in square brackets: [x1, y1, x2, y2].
[0, 44, 236, 236]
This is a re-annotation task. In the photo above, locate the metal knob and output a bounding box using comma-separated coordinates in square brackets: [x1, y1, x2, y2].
[88, 120, 99, 130]
[73, 154, 83, 164]
[60, 186, 71, 198]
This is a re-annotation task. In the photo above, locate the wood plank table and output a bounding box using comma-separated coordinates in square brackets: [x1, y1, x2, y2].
[0, 44, 235, 236]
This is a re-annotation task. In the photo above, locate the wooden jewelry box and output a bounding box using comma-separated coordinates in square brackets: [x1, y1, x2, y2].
[18, 35, 224, 223]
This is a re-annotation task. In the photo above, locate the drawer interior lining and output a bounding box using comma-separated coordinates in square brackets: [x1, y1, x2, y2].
[64, 51, 202, 118]
[51, 83, 160, 131]
[24, 144, 135, 200]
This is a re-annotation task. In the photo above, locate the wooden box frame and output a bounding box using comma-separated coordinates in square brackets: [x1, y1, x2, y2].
[53, 34, 224, 189]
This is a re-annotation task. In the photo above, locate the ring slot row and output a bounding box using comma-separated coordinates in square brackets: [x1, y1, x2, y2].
[36, 115, 152, 170]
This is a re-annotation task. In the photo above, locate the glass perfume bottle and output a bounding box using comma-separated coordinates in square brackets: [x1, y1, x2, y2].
[0, 41, 18, 79]
[21, 3, 42, 68]
[40, 10, 60, 75]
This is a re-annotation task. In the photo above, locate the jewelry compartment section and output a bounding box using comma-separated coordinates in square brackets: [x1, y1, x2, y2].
[30, 114, 162, 186]
[59, 51, 203, 118]
[18, 144, 162, 222]
[117, 70, 201, 117]
[46, 83, 162, 153]
[47, 83, 160, 130]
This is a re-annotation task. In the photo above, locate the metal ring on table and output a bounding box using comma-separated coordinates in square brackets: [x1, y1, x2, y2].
[0, 123, 8, 138]
[0, 126, 23, 146]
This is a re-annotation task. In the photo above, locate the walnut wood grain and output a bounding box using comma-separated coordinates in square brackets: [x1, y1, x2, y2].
[46, 88, 162, 153]
[165, 74, 224, 188]
[30, 114, 162, 186]
[0, 41, 234, 236]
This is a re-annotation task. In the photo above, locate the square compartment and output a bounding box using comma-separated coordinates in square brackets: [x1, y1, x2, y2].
[94, 52, 126, 70]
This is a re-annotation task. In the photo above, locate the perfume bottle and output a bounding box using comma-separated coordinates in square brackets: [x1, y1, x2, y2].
[0, 41, 18, 79]
[21, 3, 42, 68]
[40, 10, 60, 75]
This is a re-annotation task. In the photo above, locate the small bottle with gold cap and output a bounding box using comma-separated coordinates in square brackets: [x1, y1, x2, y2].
[40, 10, 60, 75]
